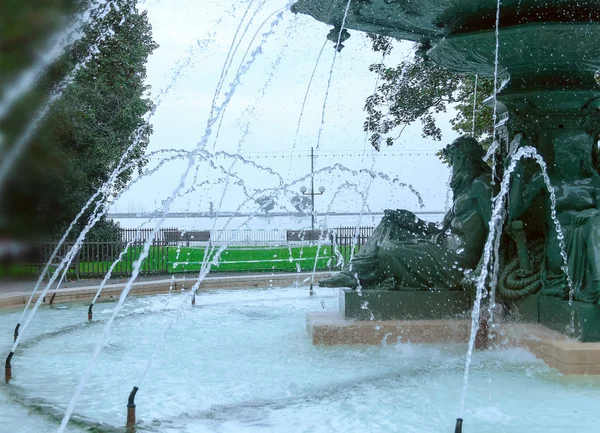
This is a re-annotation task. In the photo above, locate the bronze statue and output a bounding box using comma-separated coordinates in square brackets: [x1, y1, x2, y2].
[509, 131, 600, 303]
[321, 136, 492, 290]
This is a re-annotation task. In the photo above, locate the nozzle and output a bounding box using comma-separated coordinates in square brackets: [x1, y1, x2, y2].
[13, 324, 20, 343]
[191, 292, 195, 306]
[5, 352, 14, 383]
[455, 418, 463, 433]
[88, 304, 93, 321]
[127, 386, 139, 426]
[309, 283, 314, 296]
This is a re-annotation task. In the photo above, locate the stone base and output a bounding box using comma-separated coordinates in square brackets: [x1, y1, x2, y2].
[308, 311, 470, 345]
[340, 288, 471, 321]
[307, 312, 600, 375]
[508, 294, 600, 342]
[496, 323, 600, 375]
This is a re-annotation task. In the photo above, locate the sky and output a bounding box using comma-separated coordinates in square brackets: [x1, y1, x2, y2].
[111, 0, 460, 216]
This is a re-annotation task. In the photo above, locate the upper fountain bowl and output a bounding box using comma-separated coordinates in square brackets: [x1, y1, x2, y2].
[291, 0, 600, 82]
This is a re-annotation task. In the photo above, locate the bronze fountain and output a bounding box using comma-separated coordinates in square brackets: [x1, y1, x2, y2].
[292, 0, 600, 341]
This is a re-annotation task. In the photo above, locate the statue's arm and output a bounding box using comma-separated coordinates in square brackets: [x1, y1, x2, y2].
[473, 179, 492, 229]
[508, 167, 544, 221]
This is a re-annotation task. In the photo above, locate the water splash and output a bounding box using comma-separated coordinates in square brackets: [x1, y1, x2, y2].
[471, 74, 478, 136]
[0, 0, 135, 194]
[489, 0, 502, 185]
[459, 145, 571, 418]
[0, 0, 114, 120]
[287, 39, 328, 176]
[56, 6, 291, 430]
[314, 0, 352, 154]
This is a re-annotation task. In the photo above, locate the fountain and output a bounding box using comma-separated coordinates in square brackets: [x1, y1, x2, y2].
[4, 1, 600, 432]
[293, 0, 600, 371]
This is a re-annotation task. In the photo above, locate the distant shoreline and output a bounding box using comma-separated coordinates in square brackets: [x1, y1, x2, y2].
[107, 211, 445, 219]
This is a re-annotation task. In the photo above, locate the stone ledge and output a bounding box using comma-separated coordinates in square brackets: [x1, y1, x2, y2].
[0, 272, 335, 310]
[308, 311, 470, 345]
[307, 312, 600, 375]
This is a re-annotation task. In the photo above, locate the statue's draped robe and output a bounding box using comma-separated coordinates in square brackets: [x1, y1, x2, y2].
[541, 214, 600, 303]
[343, 210, 470, 290]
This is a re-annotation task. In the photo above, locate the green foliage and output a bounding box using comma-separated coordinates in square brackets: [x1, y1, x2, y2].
[1, 0, 157, 240]
[364, 36, 494, 152]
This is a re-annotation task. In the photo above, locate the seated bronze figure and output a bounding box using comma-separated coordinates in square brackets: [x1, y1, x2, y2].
[509, 131, 600, 304]
[320, 136, 492, 290]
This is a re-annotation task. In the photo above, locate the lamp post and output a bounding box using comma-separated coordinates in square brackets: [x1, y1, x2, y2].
[301, 147, 325, 230]
[300, 185, 325, 230]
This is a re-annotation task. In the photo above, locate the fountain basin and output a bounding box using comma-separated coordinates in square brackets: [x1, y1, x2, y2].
[2, 287, 600, 432]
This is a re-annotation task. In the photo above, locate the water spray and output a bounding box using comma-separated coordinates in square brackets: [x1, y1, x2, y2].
[5, 352, 13, 383]
[126, 386, 139, 426]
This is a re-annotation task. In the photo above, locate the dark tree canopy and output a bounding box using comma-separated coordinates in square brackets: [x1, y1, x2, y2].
[364, 35, 494, 152]
[0, 0, 157, 240]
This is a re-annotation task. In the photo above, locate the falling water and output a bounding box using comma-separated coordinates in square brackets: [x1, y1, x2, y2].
[212, 6, 286, 149]
[489, 0, 502, 185]
[0, 0, 114, 120]
[459, 145, 572, 419]
[0, 0, 134, 194]
[56, 6, 292, 430]
[314, 0, 353, 154]
[362, 52, 387, 163]
[487, 134, 521, 326]
[444, 167, 453, 212]
[289, 40, 328, 156]
[12, 22, 223, 337]
[14, 149, 193, 340]
[471, 74, 478, 136]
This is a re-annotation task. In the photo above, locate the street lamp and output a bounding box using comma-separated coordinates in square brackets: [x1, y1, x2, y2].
[300, 185, 325, 230]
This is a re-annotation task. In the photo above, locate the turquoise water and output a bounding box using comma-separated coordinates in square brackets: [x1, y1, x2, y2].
[1, 287, 599, 433]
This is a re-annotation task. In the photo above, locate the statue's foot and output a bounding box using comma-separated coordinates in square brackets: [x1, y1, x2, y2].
[319, 272, 358, 288]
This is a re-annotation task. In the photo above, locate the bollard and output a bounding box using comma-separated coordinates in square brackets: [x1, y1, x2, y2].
[88, 304, 94, 322]
[455, 418, 463, 433]
[126, 386, 139, 427]
[5, 352, 14, 383]
[13, 323, 20, 343]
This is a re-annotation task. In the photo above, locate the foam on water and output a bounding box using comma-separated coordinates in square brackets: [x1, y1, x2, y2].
[1, 288, 599, 433]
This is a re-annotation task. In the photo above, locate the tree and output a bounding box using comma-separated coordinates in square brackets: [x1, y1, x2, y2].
[364, 35, 494, 153]
[0, 0, 157, 240]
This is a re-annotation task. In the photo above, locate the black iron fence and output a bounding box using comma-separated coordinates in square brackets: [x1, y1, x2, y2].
[333, 226, 376, 262]
[2, 226, 376, 279]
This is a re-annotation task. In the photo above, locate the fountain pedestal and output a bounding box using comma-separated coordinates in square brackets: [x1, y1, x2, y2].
[340, 289, 471, 321]
[511, 294, 600, 342]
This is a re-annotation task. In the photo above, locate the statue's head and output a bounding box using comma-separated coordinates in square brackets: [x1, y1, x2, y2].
[553, 131, 596, 178]
[442, 137, 490, 193]
[441, 136, 486, 165]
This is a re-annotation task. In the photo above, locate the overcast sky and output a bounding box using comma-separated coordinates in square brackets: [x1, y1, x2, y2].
[112, 0, 460, 216]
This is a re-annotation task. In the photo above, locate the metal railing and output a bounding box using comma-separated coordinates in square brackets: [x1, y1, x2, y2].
[2, 226, 376, 279]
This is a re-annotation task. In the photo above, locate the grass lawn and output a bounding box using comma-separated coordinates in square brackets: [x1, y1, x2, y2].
[168, 245, 335, 273]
